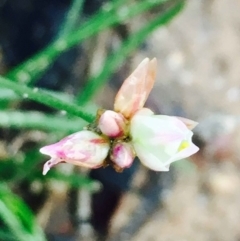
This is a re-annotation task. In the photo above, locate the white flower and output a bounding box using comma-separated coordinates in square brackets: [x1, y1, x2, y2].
[130, 109, 199, 171]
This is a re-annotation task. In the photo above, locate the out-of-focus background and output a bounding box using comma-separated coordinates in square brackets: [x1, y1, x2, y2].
[1, 0, 240, 241]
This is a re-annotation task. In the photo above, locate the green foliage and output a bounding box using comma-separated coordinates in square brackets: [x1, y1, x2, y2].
[0, 184, 46, 241]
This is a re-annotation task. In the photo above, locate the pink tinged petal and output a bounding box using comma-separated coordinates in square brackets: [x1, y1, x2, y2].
[43, 157, 64, 175]
[131, 114, 186, 146]
[98, 110, 127, 137]
[40, 143, 66, 158]
[111, 142, 135, 168]
[40, 130, 110, 174]
[130, 112, 199, 171]
[150, 131, 185, 145]
[64, 148, 89, 160]
[167, 142, 199, 164]
[114, 58, 157, 118]
[175, 117, 198, 130]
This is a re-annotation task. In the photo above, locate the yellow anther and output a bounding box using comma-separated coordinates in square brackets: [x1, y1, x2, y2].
[178, 140, 189, 151]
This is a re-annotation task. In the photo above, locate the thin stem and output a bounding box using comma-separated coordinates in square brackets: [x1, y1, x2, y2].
[0, 88, 74, 102]
[0, 185, 46, 241]
[6, 0, 167, 86]
[57, 0, 84, 38]
[0, 111, 86, 132]
[0, 200, 30, 241]
[0, 75, 95, 122]
[77, 0, 185, 104]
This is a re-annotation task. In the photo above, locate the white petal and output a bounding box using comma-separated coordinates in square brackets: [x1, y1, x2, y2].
[166, 143, 199, 165]
[43, 157, 63, 175]
[133, 142, 170, 171]
[130, 112, 199, 171]
[175, 117, 198, 130]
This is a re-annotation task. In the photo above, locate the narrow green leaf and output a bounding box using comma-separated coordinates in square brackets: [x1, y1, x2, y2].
[0, 110, 86, 132]
[0, 76, 95, 122]
[0, 229, 16, 241]
[6, 0, 168, 85]
[0, 184, 46, 241]
[0, 88, 74, 103]
[57, 0, 84, 38]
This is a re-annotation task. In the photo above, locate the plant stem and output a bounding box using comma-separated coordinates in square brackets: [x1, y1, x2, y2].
[0, 75, 95, 122]
[6, 0, 167, 86]
[57, 0, 84, 38]
[0, 111, 86, 132]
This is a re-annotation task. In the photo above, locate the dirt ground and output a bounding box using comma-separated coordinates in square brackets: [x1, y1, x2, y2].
[107, 0, 240, 240]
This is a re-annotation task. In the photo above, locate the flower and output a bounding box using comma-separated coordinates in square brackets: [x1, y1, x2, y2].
[111, 142, 135, 169]
[112, 58, 199, 171]
[40, 130, 110, 175]
[98, 110, 128, 137]
[40, 57, 199, 174]
[130, 109, 199, 171]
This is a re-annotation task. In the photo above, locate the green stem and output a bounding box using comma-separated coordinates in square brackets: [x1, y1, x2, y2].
[0, 185, 46, 241]
[6, 0, 167, 85]
[0, 111, 86, 132]
[57, 0, 84, 38]
[0, 202, 29, 241]
[0, 75, 95, 122]
[77, 0, 185, 104]
[0, 88, 74, 102]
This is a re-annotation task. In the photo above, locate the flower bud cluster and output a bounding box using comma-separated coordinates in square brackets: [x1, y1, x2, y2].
[40, 110, 135, 175]
[94, 109, 136, 170]
[40, 58, 199, 175]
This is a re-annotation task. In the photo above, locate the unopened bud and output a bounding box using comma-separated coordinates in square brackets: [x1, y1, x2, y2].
[98, 110, 127, 137]
[111, 142, 135, 168]
[40, 130, 110, 175]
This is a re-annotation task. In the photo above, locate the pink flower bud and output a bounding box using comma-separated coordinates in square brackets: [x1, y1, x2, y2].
[111, 142, 135, 168]
[98, 110, 127, 137]
[40, 130, 110, 175]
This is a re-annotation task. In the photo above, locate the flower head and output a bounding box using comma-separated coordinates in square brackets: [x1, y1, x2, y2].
[40, 58, 199, 174]
[111, 142, 135, 169]
[40, 130, 110, 175]
[130, 109, 198, 171]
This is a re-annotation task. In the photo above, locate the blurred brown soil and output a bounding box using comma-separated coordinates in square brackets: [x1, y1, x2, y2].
[107, 0, 240, 240]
